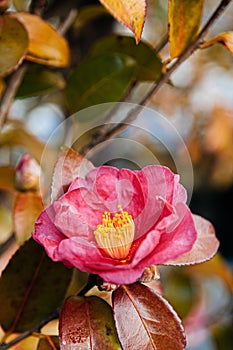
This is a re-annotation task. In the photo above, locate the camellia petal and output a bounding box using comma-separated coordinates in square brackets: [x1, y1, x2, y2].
[33, 162, 219, 285]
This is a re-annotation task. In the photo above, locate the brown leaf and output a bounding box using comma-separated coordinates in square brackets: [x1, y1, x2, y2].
[113, 283, 186, 350]
[59, 296, 121, 349]
[10, 12, 70, 67]
[0, 166, 16, 193]
[168, 0, 204, 58]
[0, 14, 28, 78]
[51, 147, 94, 202]
[99, 0, 146, 44]
[200, 31, 233, 54]
[166, 215, 219, 265]
[13, 192, 44, 244]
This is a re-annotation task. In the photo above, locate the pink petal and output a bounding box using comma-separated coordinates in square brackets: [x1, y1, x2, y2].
[165, 214, 219, 265]
[136, 203, 197, 266]
[53, 187, 107, 238]
[33, 207, 65, 260]
[133, 165, 187, 237]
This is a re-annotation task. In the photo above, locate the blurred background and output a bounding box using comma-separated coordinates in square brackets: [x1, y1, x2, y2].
[0, 0, 232, 349]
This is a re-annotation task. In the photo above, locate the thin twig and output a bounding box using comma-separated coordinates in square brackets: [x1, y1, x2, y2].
[29, 0, 47, 16]
[81, 34, 169, 155]
[0, 311, 59, 350]
[58, 8, 78, 36]
[0, 63, 28, 130]
[83, 0, 232, 156]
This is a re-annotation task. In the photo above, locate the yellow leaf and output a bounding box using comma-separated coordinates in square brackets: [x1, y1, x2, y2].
[10, 12, 70, 67]
[168, 0, 204, 58]
[99, 0, 146, 44]
[0, 15, 28, 78]
[200, 31, 233, 54]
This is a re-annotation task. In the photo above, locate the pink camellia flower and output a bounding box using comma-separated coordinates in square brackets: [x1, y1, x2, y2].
[33, 162, 219, 285]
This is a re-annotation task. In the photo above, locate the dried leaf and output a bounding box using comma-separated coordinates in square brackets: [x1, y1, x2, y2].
[0, 206, 13, 244]
[99, 0, 146, 44]
[13, 192, 44, 245]
[59, 295, 121, 349]
[10, 12, 70, 67]
[65, 53, 136, 113]
[0, 78, 5, 97]
[200, 31, 233, 54]
[166, 215, 219, 265]
[51, 147, 94, 202]
[90, 34, 163, 81]
[113, 283, 186, 350]
[0, 166, 16, 192]
[0, 238, 73, 333]
[37, 336, 59, 350]
[168, 0, 204, 58]
[0, 14, 28, 78]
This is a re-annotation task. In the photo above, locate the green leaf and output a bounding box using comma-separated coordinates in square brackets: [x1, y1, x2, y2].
[0, 14, 28, 78]
[113, 283, 186, 350]
[59, 295, 121, 349]
[37, 336, 60, 350]
[163, 269, 194, 319]
[64, 53, 136, 113]
[168, 0, 204, 58]
[73, 5, 110, 33]
[16, 65, 66, 98]
[90, 35, 163, 81]
[0, 238, 73, 332]
[13, 192, 44, 245]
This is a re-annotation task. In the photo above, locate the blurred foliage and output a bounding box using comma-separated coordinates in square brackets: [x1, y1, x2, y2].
[0, 0, 232, 349]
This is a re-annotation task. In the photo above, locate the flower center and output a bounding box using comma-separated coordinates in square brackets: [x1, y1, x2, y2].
[94, 205, 135, 260]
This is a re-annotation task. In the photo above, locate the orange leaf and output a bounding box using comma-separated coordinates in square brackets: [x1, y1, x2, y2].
[13, 191, 44, 244]
[99, 0, 146, 44]
[200, 31, 233, 54]
[10, 12, 70, 67]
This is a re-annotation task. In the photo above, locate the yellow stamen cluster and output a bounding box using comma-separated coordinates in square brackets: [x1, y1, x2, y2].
[94, 205, 134, 260]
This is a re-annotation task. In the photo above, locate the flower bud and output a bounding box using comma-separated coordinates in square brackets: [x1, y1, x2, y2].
[15, 153, 41, 191]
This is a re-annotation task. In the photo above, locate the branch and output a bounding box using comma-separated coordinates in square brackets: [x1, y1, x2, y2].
[82, 0, 232, 156]
[81, 34, 169, 155]
[29, 0, 48, 16]
[0, 311, 59, 350]
[0, 63, 28, 130]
